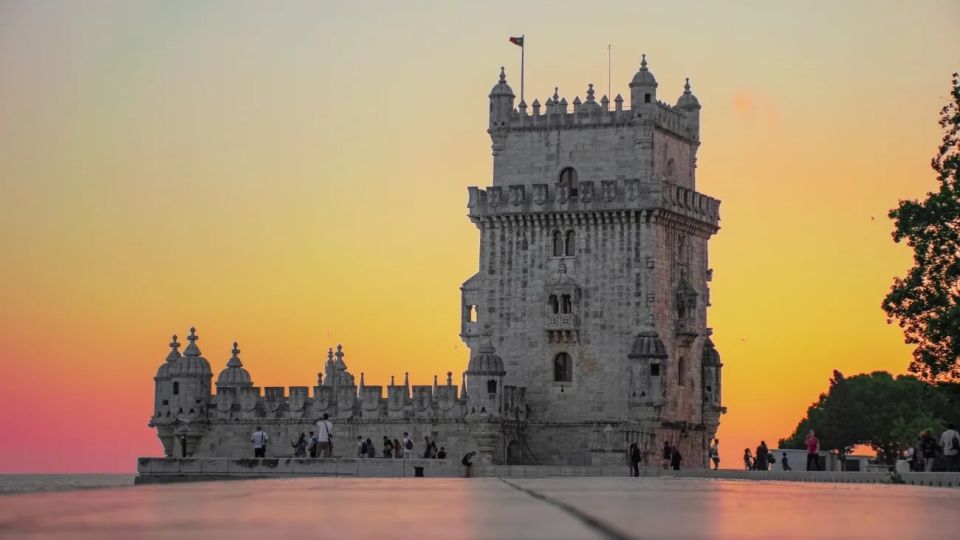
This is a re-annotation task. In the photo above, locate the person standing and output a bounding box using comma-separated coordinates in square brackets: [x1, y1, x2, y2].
[661, 441, 672, 470]
[939, 423, 960, 472]
[365, 438, 376, 458]
[628, 442, 642, 477]
[393, 438, 403, 459]
[291, 432, 308, 458]
[437, 447, 447, 459]
[251, 426, 269, 458]
[357, 436, 366, 457]
[806, 430, 821, 471]
[781, 452, 792, 471]
[423, 436, 433, 459]
[315, 413, 333, 458]
[743, 448, 753, 471]
[919, 429, 939, 472]
[709, 439, 720, 470]
[308, 431, 317, 458]
[383, 436, 394, 459]
[402, 432, 414, 458]
[756, 441, 769, 471]
[670, 446, 683, 471]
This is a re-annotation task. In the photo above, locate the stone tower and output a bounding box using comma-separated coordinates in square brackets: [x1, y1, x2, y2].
[460, 55, 725, 465]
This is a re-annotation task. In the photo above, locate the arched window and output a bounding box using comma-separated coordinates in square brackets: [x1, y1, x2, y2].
[554, 353, 572, 382]
[561, 294, 572, 314]
[549, 294, 560, 314]
[558, 167, 578, 197]
[678, 357, 686, 386]
[564, 230, 575, 256]
[487, 380, 497, 394]
[552, 230, 564, 257]
[173, 381, 180, 395]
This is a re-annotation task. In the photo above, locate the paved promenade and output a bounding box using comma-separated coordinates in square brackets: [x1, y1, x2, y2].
[1, 477, 959, 539]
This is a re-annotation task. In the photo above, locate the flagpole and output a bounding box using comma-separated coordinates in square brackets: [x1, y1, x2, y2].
[520, 35, 525, 104]
[607, 44, 611, 99]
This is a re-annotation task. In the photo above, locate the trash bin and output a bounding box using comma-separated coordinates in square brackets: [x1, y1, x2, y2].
[414, 466, 425, 477]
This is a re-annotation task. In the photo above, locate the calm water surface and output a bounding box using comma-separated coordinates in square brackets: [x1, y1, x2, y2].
[0, 474, 135, 494]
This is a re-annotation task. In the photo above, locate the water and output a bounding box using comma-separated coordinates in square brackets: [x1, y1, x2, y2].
[0, 474, 135, 495]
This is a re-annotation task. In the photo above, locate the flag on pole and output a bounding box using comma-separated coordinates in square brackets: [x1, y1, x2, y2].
[509, 36, 524, 47]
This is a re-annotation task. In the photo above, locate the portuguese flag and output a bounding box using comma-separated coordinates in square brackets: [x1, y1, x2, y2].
[509, 36, 524, 47]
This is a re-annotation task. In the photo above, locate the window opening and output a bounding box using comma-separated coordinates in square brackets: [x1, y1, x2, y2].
[554, 353, 573, 382]
[565, 230, 576, 256]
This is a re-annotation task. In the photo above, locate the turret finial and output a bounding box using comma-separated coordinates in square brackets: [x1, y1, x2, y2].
[183, 327, 201, 356]
[403, 372, 410, 387]
[499, 66, 506, 83]
[232, 342, 240, 356]
[165, 334, 181, 362]
[327, 347, 334, 363]
[684, 77, 691, 94]
[586, 83, 595, 102]
[447, 371, 453, 386]
[553, 86, 560, 101]
[640, 53, 648, 70]
[226, 341, 243, 368]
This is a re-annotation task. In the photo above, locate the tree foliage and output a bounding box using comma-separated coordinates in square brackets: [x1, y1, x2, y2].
[883, 73, 960, 381]
[779, 371, 951, 465]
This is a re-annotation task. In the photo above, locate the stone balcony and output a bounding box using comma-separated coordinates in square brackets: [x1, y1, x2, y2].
[545, 314, 579, 330]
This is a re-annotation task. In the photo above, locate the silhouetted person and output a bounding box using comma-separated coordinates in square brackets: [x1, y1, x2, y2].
[756, 441, 769, 471]
[291, 432, 307, 458]
[781, 452, 791, 471]
[743, 448, 753, 471]
[919, 429, 939, 472]
[661, 441, 672, 470]
[393, 438, 402, 459]
[709, 439, 720, 470]
[941, 423, 960, 472]
[629, 442, 642, 477]
[806, 430, 821, 471]
[365, 438, 376, 458]
[315, 413, 333, 457]
[462, 451, 476, 477]
[670, 446, 683, 471]
[383, 436, 394, 458]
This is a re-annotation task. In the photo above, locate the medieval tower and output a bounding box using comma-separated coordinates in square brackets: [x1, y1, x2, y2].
[460, 56, 725, 466]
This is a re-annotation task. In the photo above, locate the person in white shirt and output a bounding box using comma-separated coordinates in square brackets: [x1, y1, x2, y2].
[941, 423, 960, 472]
[251, 426, 269, 458]
[315, 413, 333, 458]
[402, 432, 413, 458]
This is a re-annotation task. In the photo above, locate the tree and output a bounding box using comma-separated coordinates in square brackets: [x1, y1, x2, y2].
[780, 371, 950, 466]
[883, 73, 960, 381]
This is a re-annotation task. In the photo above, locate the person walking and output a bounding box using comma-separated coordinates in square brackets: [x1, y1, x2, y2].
[357, 436, 366, 457]
[661, 441, 672, 470]
[462, 451, 476, 478]
[709, 439, 720, 470]
[393, 438, 403, 459]
[743, 448, 753, 471]
[756, 441, 769, 471]
[315, 413, 333, 458]
[805, 430, 821, 471]
[365, 438, 376, 458]
[939, 423, 960, 472]
[291, 432, 308, 458]
[919, 429, 939, 472]
[402, 432, 414, 458]
[781, 452, 792, 471]
[251, 426, 269, 458]
[670, 446, 683, 471]
[423, 436, 433, 459]
[628, 442, 642, 477]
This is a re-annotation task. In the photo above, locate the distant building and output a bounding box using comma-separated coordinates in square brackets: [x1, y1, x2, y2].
[149, 55, 726, 466]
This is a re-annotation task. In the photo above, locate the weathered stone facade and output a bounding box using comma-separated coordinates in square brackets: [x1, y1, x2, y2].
[149, 55, 725, 467]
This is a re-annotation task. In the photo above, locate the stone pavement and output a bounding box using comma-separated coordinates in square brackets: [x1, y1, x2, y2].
[1, 477, 958, 539]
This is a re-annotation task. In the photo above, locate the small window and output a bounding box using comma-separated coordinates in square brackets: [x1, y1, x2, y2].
[561, 294, 572, 314]
[554, 353, 572, 382]
[549, 294, 560, 314]
[487, 380, 497, 394]
[173, 382, 180, 395]
[650, 363, 660, 377]
[666, 158, 675, 180]
[564, 230, 575, 256]
[678, 357, 686, 386]
[468, 305, 477, 322]
[558, 167, 578, 197]
[162, 400, 169, 406]
[644, 93, 652, 103]
[552, 230, 564, 257]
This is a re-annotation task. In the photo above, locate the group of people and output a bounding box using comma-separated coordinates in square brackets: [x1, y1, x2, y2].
[742, 440, 791, 471]
[909, 423, 960, 472]
[355, 434, 447, 460]
[625, 441, 684, 476]
[250, 416, 451, 461]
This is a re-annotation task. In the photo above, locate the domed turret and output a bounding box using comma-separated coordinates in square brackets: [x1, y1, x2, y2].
[676, 78, 701, 140]
[216, 342, 253, 389]
[489, 67, 515, 129]
[156, 335, 181, 379]
[152, 334, 181, 425]
[628, 327, 668, 360]
[467, 342, 506, 375]
[169, 327, 212, 377]
[629, 54, 658, 111]
[701, 336, 722, 408]
[676, 78, 700, 109]
[701, 337, 720, 367]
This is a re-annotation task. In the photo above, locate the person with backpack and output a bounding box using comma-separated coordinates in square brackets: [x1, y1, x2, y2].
[315, 413, 333, 458]
[383, 436, 394, 458]
[402, 432, 414, 458]
[393, 438, 402, 459]
[251, 426, 269, 458]
[919, 429, 940, 472]
[940, 423, 960, 472]
[291, 432, 308, 458]
[628, 442, 642, 477]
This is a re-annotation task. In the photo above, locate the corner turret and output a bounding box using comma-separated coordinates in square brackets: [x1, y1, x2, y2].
[465, 343, 505, 417]
[676, 78, 701, 140]
[489, 67, 515, 130]
[629, 54, 658, 115]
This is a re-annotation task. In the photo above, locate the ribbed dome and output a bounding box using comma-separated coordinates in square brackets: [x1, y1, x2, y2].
[702, 338, 721, 367]
[467, 343, 506, 375]
[489, 67, 515, 98]
[156, 335, 181, 379]
[217, 342, 253, 388]
[630, 54, 658, 87]
[628, 327, 668, 359]
[169, 327, 212, 377]
[676, 78, 700, 109]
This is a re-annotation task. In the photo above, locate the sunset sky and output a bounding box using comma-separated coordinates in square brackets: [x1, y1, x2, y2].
[1, 1, 958, 472]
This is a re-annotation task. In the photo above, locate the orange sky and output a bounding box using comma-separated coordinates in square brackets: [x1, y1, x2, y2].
[0, 1, 958, 472]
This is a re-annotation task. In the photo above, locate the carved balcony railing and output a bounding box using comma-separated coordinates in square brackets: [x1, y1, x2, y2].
[545, 313, 579, 330]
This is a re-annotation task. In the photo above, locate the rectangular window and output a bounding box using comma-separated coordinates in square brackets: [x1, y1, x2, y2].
[650, 364, 660, 377]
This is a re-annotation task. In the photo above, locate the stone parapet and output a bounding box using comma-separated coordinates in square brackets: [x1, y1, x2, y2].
[467, 180, 720, 231]
[502, 100, 695, 142]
